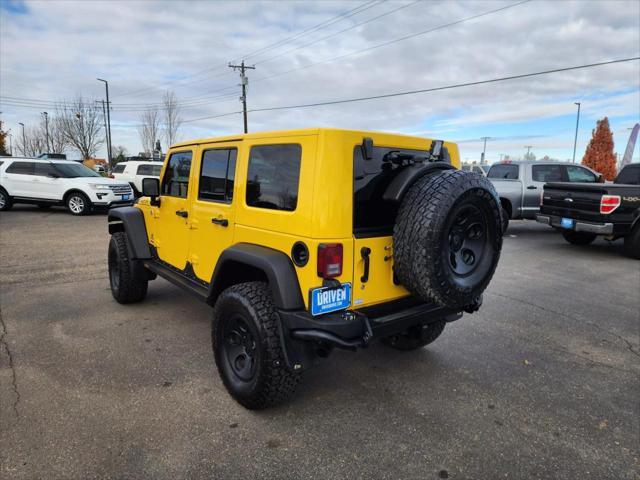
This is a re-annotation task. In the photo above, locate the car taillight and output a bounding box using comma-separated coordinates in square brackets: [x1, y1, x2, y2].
[317, 243, 343, 278]
[600, 195, 621, 214]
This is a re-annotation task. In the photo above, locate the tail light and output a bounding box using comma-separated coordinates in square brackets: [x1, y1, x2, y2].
[317, 243, 343, 278]
[600, 195, 621, 214]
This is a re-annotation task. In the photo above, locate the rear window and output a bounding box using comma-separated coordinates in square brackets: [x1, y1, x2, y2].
[615, 165, 640, 185]
[246, 144, 301, 211]
[354, 145, 428, 236]
[137, 164, 162, 176]
[487, 164, 519, 179]
[6, 161, 35, 175]
[112, 164, 126, 174]
[532, 164, 563, 182]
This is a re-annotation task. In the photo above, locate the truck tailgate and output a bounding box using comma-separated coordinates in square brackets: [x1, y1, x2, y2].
[542, 182, 606, 221]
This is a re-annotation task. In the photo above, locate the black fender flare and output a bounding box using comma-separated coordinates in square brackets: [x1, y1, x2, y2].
[207, 243, 304, 310]
[107, 207, 151, 259]
[382, 162, 456, 203]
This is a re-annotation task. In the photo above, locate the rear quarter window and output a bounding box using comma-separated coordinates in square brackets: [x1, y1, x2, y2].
[246, 144, 301, 211]
[6, 161, 35, 175]
[137, 164, 161, 176]
[112, 164, 126, 174]
[488, 164, 519, 179]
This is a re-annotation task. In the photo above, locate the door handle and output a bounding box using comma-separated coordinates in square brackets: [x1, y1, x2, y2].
[212, 218, 229, 227]
[175, 210, 188, 218]
[527, 185, 537, 190]
[360, 247, 371, 283]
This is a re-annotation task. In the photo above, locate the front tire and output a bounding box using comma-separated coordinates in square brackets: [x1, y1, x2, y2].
[381, 321, 446, 351]
[212, 282, 300, 410]
[623, 224, 640, 259]
[562, 231, 597, 245]
[66, 192, 91, 215]
[0, 187, 13, 211]
[108, 232, 148, 303]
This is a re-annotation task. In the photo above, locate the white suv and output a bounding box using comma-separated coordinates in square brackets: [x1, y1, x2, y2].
[0, 157, 133, 215]
[110, 161, 162, 195]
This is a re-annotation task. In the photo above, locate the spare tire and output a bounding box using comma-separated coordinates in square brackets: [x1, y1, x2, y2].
[393, 170, 502, 309]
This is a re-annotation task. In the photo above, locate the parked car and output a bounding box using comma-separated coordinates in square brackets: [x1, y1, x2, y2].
[0, 157, 133, 215]
[487, 160, 601, 231]
[110, 161, 162, 196]
[107, 128, 503, 409]
[536, 163, 640, 258]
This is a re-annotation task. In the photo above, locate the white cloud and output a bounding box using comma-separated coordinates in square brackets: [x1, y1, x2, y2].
[1, 0, 638, 160]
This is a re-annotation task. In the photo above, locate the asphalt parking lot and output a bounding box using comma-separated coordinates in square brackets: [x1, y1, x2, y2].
[1, 205, 638, 480]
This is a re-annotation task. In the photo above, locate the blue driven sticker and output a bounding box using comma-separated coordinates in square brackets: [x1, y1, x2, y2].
[560, 217, 574, 229]
[310, 283, 351, 316]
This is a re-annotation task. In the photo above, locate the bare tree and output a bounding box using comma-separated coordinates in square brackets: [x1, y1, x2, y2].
[47, 115, 68, 154]
[162, 91, 182, 147]
[138, 108, 161, 156]
[58, 97, 104, 159]
[15, 125, 46, 157]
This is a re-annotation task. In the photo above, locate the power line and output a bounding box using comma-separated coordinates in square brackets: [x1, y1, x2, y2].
[253, 0, 421, 66]
[181, 57, 640, 123]
[114, 0, 382, 99]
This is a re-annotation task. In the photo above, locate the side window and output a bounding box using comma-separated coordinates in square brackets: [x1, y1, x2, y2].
[246, 144, 301, 211]
[532, 164, 563, 182]
[199, 148, 237, 203]
[6, 161, 35, 175]
[161, 151, 192, 198]
[487, 164, 519, 179]
[566, 165, 596, 182]
[34, 163, 57, 177]
[136, 164, 154, 175]
[112, 164, 126, 174]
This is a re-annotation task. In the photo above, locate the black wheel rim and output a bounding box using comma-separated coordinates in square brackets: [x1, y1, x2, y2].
[0, 191, 5, 208]
[446, 204, 488, 276]
[222, 315, 258, 382]
[109, 247, 120, 291]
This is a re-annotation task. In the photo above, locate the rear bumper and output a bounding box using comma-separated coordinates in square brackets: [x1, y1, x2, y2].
[278, 297, 463, 371]
[536, 214, 613, 234]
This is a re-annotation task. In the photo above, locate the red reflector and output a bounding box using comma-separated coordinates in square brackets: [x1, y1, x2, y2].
[317, 243, 343, 278]
[600, 195, 621, 214]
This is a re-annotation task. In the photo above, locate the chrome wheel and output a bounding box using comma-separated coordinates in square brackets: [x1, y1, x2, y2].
[68, 195, 85, 214]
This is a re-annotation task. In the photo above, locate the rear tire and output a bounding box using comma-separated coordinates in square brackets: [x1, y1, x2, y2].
[212, 282, 300, 410]
[381, 321, 446, 351]
[562, 231, 597, 246]
[501, 207, 510, 233]
[393, 170, 503, 309]
[623, 224, 640, 259]
[108, 232, 148, 303]
[66, 192, 91, 216]
[0, 187, 13, 211]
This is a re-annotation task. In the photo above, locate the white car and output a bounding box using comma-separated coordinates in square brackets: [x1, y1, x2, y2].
[0, 157, 133, 215]
[110, 161, 162, 195]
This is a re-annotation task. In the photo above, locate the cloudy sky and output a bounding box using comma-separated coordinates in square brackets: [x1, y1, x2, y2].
[1, 0, 639, 163]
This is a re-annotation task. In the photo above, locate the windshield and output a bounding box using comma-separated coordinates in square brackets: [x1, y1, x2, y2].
[54, 163, 102, 178]
[488, 164, 519, 179]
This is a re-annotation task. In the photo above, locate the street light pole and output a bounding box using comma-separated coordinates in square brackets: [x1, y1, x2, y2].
[42, 111, 49, 153]
[524, 145, 533, 159]
[97, 78, 113, 166]
[572, 102, 581, 163]
[19, 122, 26, 156]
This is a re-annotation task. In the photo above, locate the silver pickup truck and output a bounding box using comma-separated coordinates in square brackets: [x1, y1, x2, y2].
[487, 160, 602, 231]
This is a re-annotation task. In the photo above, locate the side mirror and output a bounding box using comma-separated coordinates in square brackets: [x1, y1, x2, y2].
[596, 173, 605, 183]
[142, 177, 160, 205]
[361, 137, 374, 160]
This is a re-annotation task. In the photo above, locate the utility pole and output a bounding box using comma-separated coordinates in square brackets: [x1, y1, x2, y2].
[19, 122, 26, 156]
[228, 60, 255, 134]
[572, 102, 581, 163]
[480, 136, 491, 164]
[42, 111, 49, 153]
[524, 145, 533, 159]
[97, 78, 113, 166]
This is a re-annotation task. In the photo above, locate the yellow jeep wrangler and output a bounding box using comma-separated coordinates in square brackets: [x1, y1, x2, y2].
[107, 128, 503, 409]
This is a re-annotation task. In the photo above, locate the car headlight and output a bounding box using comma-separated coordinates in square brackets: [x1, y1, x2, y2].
[89, 184, 112, 190]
